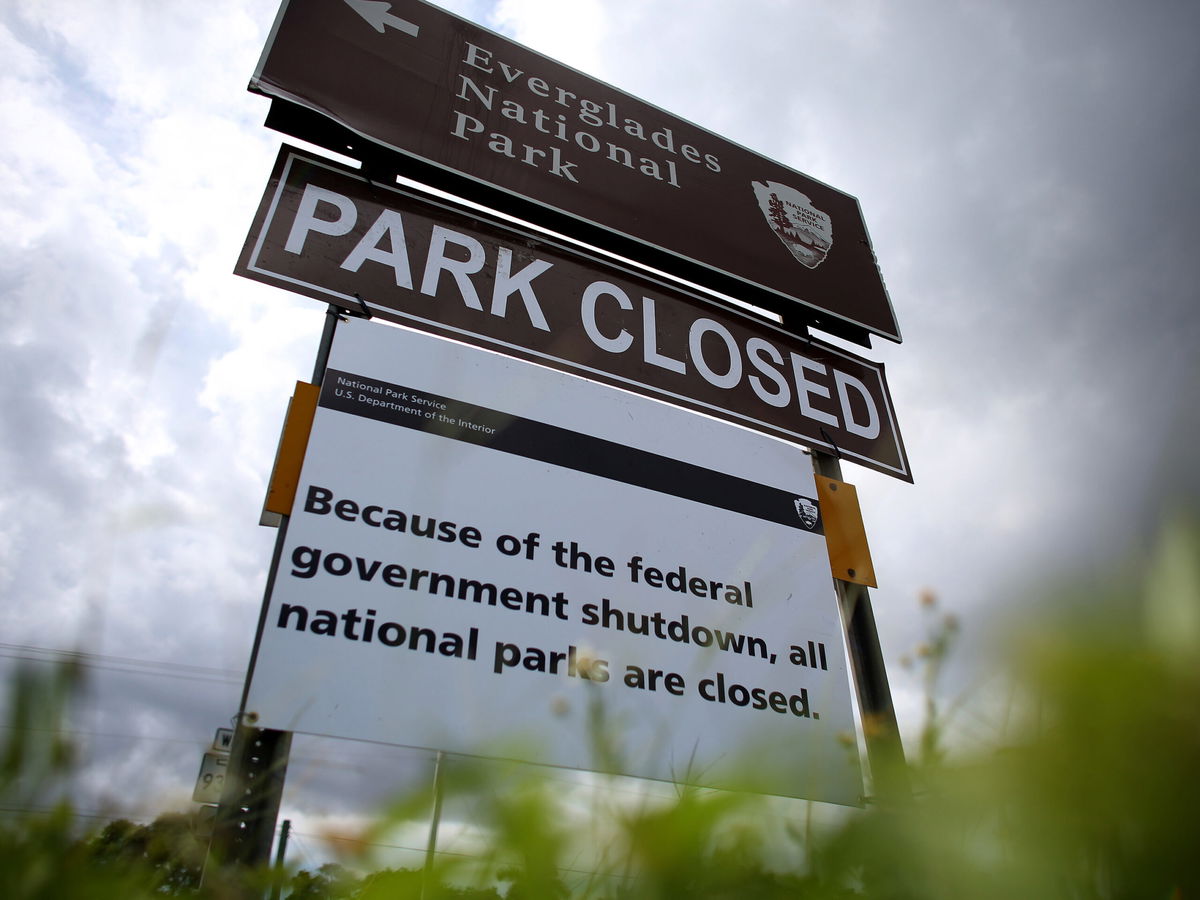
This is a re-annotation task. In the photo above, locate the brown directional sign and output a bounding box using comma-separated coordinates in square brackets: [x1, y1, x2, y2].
[250, 0, 901, 345]
[236, 147, 911, 481]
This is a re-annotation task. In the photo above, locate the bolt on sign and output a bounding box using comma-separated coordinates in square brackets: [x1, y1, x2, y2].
[243, 318, 863, 805]
[250, 0, 902, 345]
[236, 147, 911, 481]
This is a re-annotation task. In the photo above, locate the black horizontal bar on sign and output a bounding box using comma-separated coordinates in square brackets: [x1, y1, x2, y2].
[320, 368, 823, 535]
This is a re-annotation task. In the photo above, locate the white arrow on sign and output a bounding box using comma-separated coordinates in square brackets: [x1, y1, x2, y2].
[344, 0, 420, 36]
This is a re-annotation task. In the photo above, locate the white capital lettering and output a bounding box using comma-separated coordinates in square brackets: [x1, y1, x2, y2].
[492, 248, 552, 331]
[339, 210, 413, 287]
[580, 282, 634, 353]
[641, 296, 686, 374]
[746, 338, 790, 407]
[462, 42, 494, 73]
[420, 226, 486, 310]
[689, 319, 741, 390]
[834, 370, 881, 439]
[450, 111, 485, 141]
[285, 185, 357, 255]
[790, 353, 839, 427]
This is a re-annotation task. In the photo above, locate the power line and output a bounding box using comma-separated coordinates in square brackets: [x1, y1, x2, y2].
[0, 642, 242, 686]
[0, 724, 389, 776]
[0, 725, 210, 746]
[0, 641, 242, 676]
[0, 803, 159, 824]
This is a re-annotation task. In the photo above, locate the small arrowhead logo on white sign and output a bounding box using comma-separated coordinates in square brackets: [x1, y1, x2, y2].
[794, 497, 819, 530]
[344, 0, 420, 36]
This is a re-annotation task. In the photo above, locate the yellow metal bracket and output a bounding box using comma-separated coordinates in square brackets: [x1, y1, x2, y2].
[260, 381, 320, 525]
[815, 475, 877, 588]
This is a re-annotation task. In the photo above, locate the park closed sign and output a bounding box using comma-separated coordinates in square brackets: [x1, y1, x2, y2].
[236, 148, 911, 481]
[243, 319, 862, 805]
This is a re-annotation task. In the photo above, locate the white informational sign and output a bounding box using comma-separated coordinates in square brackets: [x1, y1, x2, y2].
[245, 319, 861, 804]
[213, 727, 234, 752]
[192, 751, 228, 805]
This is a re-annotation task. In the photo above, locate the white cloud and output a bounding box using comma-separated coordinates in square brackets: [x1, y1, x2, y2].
[490, 0, 610, 76]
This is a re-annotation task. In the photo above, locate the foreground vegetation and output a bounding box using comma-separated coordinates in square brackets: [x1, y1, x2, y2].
[2, 517, 1197, 898]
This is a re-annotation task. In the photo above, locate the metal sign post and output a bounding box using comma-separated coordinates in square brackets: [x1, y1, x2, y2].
[811, 449, 911, 805]
[205, 306, 346, 884]
[421, 751, 446, 900]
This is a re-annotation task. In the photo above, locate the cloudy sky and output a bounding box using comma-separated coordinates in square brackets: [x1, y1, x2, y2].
[2, 0, 1197, 872]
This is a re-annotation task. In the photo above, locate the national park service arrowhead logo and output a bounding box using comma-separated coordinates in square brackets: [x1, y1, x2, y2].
[752, 181, 833, 269]
[794, 497, 819, 530]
